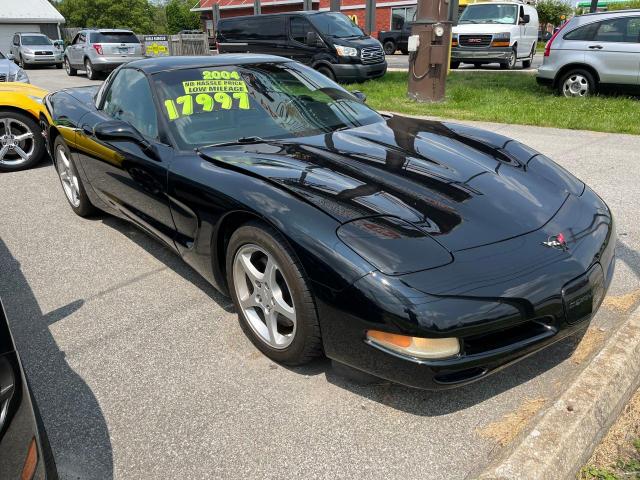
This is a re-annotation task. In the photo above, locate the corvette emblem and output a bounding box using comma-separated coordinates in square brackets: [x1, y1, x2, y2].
[543, 233, 568, 251]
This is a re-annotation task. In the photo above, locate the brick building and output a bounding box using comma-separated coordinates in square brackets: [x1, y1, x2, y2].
[191, 0, 420, 39]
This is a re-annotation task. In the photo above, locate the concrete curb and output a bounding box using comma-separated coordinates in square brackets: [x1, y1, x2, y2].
[478, 306, 640, 480]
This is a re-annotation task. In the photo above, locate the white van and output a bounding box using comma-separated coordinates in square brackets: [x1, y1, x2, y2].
[451, 1, 539, 69]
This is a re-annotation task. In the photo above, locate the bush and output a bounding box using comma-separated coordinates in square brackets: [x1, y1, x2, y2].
[608, 0, 640, 10]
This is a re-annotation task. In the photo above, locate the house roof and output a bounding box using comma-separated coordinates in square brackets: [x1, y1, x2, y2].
[0, 0, 65, 24]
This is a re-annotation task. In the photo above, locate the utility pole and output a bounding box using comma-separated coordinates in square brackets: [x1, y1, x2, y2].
[303, 0, 313, 10]
[330, 0, 341, 12]
[364, 0, 376, 35]
[589, 0, 598, 13]
[407, 0, 459, 102]
[254, 0, 261, 15]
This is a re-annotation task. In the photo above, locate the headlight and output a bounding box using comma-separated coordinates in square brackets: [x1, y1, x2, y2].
[22, 48, 33, 54]
[493, 32, 511, 41]
[14, 69, 30, 83]
[335, 45, 358, 57]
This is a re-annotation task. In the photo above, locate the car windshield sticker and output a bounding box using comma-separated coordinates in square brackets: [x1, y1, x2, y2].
[161, 70, 252, 121]
[163, 92, 250, 121]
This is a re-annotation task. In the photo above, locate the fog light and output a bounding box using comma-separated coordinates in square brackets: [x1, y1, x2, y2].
[366, 330, 460, 359]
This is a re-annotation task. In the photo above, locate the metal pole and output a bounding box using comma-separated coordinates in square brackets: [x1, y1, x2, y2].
[330, 0, 341, 12]
[254, 0, 261, 15]
[589, 0, 598, 13]
[303, 0, 313, 10]
[211, 4, 220, 27]
[364, 0, 376, 35]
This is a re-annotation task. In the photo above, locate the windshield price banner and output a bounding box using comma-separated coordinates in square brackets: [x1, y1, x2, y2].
[144, 35, 170, 57]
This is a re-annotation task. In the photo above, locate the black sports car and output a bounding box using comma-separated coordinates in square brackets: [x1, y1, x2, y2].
[0, 299, 57, 479]
[43, 55, 615, 389]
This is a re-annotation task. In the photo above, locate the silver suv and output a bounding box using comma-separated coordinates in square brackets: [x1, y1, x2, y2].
[64, 29, 144, 80]
[537, 10, 640, 97]
[10, 33, 63, 69]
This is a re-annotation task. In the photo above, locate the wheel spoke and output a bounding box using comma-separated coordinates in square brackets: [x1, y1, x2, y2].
[13, 146, 29, 160]
[1, 118, 11, 135]
[265, 311, 280, 344]
[273, 293, 295, 322]
[264, 258, 277, 288]
[0, 145, 9, 161]
[14, 131, 33, 142]
[239, 291, 259, 311]
[239, 252, 264, 285]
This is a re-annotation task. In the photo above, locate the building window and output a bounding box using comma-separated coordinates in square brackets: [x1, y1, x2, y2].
[391, 6, 417, 30]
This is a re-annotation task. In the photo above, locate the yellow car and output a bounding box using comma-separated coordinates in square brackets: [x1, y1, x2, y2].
[0, 83, 50, 172]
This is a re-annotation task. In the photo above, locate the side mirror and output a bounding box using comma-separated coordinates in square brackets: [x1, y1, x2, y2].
[306, 31, 324, 48]
[94, 120, 159, 160]
[520, 14, 530, 24]
[351, 90, 367, 103]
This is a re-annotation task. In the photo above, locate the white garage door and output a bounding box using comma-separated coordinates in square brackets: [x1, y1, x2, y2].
[0, 24, 41, 57]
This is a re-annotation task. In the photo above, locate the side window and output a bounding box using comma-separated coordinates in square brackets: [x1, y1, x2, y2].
[627, 17, 640, 42]
[78, 33, 86, 44]
[71, 34, 79, 45]
[290, 17, 312, 44]
[593, 17, 636, 43]
[564, 23, 598, 41]
[102, 69, 159, 139]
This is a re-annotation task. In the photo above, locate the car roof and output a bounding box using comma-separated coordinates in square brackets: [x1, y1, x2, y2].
[219, 10, 331, 21]
[126, 54, 292, 74]
[83, 28, 135, 33]
[16, 32, 48, 35]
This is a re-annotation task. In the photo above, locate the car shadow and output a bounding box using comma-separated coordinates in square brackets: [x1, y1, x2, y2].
[99, 215, 235, 313]
[0, 238, 114, 479]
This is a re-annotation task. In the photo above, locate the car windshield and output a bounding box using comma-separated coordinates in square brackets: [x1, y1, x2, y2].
[153, 62, 383, 149]
[90, 32, 139, 43]
[458, 4, 518, 24]
[21, 35, 52, 45]
[309, 13, 366, 38]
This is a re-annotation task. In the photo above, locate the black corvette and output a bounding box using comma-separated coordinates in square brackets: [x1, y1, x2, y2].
[44, 55, 615, 389]
[0, 299, 57, 479]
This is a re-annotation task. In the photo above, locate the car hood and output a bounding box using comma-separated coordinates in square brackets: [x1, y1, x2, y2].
[0, 59, 23, 78]
[200, 116, 582, 252]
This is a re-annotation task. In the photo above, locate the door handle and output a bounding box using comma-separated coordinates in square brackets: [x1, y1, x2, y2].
[588, 45, 603, 49]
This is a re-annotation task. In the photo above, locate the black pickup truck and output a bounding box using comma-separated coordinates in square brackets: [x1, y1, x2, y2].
[378, 23, 412, 55]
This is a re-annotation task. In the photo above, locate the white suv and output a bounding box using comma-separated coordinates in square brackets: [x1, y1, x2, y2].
[537, 10, 640, 97]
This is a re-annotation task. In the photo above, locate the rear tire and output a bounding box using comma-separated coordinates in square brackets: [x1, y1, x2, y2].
[53, 135, 97, 217]
[226, 221, 323, 366]
[316, 65, 335, 82]
[383, 40, 396, 55]
[64, 57, 77, 76]
[557, 69, 596, 98]
[0, 111, 45, 172]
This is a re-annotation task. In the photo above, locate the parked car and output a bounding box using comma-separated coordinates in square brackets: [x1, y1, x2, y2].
[0, 81, 50, 172]
[44, 55, 614, 390]
[537, 10, 640, 97]
[63, 29, 144, 80]
[0, 298, 58, 479]
[378, 20, 413, 55]
[216, 12, 387, 82]
[0, 50, 30, 84]
[451, 1, 539, 69]
[9, 33, 63, 69]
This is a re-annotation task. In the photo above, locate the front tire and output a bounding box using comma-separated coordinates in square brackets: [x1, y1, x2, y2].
[226, 221, 322, 365]
[558, 69, 596, 98]
[383, 40, 396, 55]
[315, 65, 335, 81]
[64, 57, 77, 76]
[84, 59, 97, 80]
[500, 48, 518, 70]
[0, 111, 45, 172]
[53, 136, 96, 217]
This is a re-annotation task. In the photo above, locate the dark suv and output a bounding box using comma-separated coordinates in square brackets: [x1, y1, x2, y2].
[216, 12, 387, 82]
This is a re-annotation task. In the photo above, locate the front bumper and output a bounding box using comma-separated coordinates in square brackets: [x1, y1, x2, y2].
[318, 186, 616, 390]
[22, 52, 63, 65]
[332, 61, 387, 82]
[451, 46, 512, 63]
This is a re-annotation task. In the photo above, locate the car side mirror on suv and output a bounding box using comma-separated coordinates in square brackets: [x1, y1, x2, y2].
[520, 14, 530, 25]
[306, 31, 325, 48]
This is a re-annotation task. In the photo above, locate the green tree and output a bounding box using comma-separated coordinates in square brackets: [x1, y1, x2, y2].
[165, 0, 201, 34]
[57, 0, 156, 34]
[608, 0, 640, 10]
[536, 0, 573, 29]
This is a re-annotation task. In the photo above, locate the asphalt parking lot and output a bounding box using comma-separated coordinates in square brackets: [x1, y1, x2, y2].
[2, 68, 639, 479]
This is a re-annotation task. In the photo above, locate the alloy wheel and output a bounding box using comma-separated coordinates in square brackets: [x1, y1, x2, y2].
[85, 61, 93, 79]
[563, 74, 590, 97]
[0, 118, 35, 167]
[56, 144, 81, 207]
[233, 244, 297, 349]
[65, 58, 71, 75]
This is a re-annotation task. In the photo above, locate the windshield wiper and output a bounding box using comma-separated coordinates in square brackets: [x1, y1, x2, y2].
[197, 136, 292, 151]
